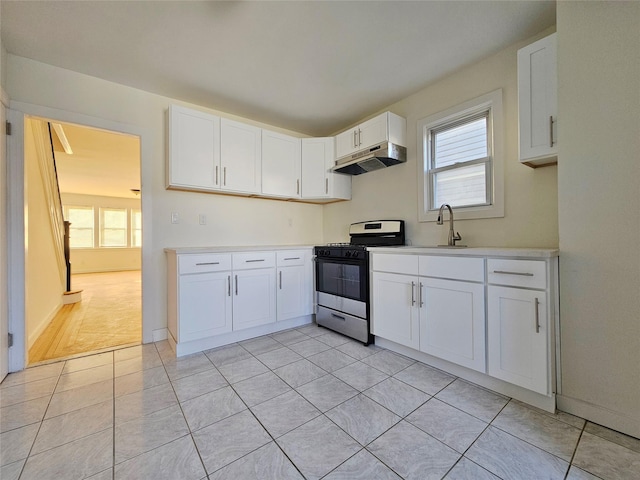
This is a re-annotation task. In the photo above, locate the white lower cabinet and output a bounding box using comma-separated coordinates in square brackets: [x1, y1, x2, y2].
[167, 248, 313, 356]
[420, 278, 485, 372]
[178, 271, 232, 342]
[232, 268, 276, 330]
[487, 286, 548, 394]
[276, 250, 313, 322]
[371, 272, 420, 350]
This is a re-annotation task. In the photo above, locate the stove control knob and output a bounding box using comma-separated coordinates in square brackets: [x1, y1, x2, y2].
[352, 251, 359, 258]
[345, 251, 351, 258]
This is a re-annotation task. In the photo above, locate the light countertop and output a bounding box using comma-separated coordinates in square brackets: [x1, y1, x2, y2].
[368, 246, 559, 258]
[165, 245, 316, 254]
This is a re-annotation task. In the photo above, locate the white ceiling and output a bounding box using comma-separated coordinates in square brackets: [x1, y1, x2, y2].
[49, 121, 141, 199]
[2, 1, 556, 136]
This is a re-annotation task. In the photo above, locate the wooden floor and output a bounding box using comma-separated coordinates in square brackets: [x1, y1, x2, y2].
[28, 270, 141, 364]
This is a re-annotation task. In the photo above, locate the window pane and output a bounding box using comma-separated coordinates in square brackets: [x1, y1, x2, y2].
[66, 206, 94, 248]
[100, 208, 127, 247]
[131, 209, 142, 247]
[433, 163, 487, 208]
[433, 117, 487, 168]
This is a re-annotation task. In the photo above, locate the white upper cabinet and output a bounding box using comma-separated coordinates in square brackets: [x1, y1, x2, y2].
[167, 105, 221, 191]
[335, 111, 406, 160]
[220, 118, 262, 194]
[301, 137, 351, 201]
[518, 33, 557, 167]
[262, 130, 301, 198]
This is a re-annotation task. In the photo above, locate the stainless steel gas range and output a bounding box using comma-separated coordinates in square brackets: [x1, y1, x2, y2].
[313, 220, 405, 345]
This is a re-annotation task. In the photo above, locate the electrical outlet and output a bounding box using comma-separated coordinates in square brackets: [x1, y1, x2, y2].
[199, 214, 206, 225]
[171, 212, 179, 224]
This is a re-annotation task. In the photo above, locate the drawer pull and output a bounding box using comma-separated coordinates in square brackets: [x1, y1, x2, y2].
[492, 270, 534, 277]
[331, 313, 346, 321]
[195, 262, 220, 266]
[534, 297, 541, 333]
[283, 257, 300, 261]
[245, 259, 265, 263]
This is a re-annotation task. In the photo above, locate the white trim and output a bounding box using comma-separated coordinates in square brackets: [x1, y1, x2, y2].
[28, 302, 62, 349]
[7, 101, 153, 372]
[417, 89, 504, 223]
[557, 394, 640, 439]
[152, 328, 168, 343]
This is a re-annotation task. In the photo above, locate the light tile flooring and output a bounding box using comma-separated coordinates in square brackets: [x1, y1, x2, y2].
[2, 324, 639, 480]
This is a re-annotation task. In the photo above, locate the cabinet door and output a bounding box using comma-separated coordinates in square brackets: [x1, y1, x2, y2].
[358, 112, 389, 150]
[233, 268, 276, 330]
[220, 118, 262, 193]
[178, 272, 232, 342]
[335, 128, 358, 159]
[168, 105, 220, 190]
[371, 272, 420, 349]
[277, 265, 312, 321]
[487, 286, 548, 394]
[262, 130, 301, 198]
[420, 278, 486, 372]
[518, 33, 557, 164]
[301, 137, 351, 200]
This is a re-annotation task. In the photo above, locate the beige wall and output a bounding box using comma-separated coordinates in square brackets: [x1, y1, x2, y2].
[61, 193, 142, 274]
[25, 119, 66, 348]
[7, 55, 324, 342]
[324, 28, 558, 248]
[557, 2, 640, 438]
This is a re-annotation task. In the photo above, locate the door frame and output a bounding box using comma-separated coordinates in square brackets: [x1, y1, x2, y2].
[6, 101, 152, 372]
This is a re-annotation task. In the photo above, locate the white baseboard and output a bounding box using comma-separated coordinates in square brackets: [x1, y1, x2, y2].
[27, 301, 62, 349]
[375, 337, 556, 413]
[557, 394, 640, 439]
[152, 328, 168, 342]
[169, 315, 313, 357]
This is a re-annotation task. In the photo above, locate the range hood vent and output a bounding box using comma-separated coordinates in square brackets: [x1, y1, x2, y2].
[331, 141, 407, 175]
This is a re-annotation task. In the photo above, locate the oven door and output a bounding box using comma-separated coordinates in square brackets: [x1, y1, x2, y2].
[314, 256, 368, 303]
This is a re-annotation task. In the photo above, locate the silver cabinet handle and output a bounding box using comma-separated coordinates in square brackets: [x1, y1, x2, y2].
[215, 165, 219, 186]
[195, 262, 219, 266]
[331, 313, 346, 321]
[534, 297, 540, 333]
[235, 275, 238, 295]
[357, 129, 362, 146]
[353, 130, 358, 149]
[279, 270, 282, 289]
[283, 257, 300, 261]
[325, 178, 329, 194]
[227, 275, 231, 296]
[492, 270, 534, 277]
[411, 281, 416, 306]
[419, 282, 424, 307]
[245, 259, 265, 263]
[296, 179, 300, 195]
[549, 116, 555, 147]
[223, 167, 227, 186]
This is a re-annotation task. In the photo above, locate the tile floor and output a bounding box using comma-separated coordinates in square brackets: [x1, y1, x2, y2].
[2, 323, 639, 480]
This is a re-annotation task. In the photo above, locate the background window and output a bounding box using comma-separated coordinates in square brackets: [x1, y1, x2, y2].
[131, 209, 142, 247]
[418, 89, 504, 222]
[65, 206, 94, 248]
[428, 112, 491, 210]
[100, 208, 127, 247]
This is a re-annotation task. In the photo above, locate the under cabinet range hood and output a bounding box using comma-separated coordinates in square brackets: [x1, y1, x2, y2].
[331, 141, 407, 175]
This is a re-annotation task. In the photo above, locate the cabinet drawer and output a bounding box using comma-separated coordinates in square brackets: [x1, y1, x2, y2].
[276, 250, 307, 267]
[371, 253, 418, 276]
[419, 256, 484, 282]
[487, 259, 546, 289]
[179, 253, 231, 274]
[233, 251, 276, 270]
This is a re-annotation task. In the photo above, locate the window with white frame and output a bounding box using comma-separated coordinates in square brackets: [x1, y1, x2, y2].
[418, 89, 504, 222]
[65, 206, 95, 248]
[131, 209, 142, 248]
[99, 208, 127, 247]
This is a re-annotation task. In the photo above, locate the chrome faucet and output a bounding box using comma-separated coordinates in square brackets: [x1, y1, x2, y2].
[437, 204, 462, 246]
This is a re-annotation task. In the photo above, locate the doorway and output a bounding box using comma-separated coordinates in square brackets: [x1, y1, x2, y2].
[23, 117, 142, 365]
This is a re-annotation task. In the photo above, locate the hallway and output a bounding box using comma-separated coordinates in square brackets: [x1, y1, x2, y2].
[28, 271, 141, 364]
